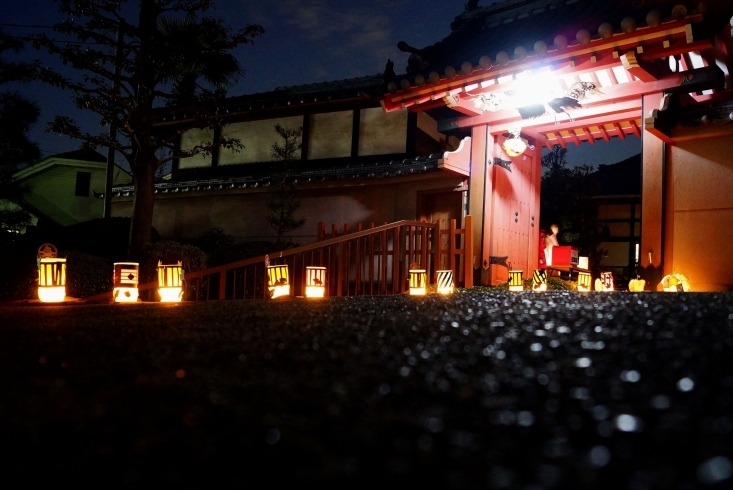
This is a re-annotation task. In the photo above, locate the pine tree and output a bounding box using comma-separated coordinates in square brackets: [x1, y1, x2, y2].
[266, 124, 305, 244]
[0, 29, 39, 235]
[32, 0, 264, 259]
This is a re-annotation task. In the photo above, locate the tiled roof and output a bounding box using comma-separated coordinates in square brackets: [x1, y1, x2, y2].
[402, 0, 721, 75]
[112, 155, 442, 197]
[592, 154, 641, 197]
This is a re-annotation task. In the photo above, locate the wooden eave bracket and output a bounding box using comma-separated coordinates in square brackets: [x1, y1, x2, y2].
[443, 93, 483, 117]
[644, 108, 675, 144]
[437, 136, 471, 176]
[621, 51, 673, 82]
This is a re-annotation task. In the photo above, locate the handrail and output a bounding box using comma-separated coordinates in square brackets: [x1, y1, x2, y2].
[110, 219, 438, 297]
[184, 220, 436, 280]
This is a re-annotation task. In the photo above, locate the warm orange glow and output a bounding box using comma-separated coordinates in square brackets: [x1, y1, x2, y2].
[436, 270, 454, 295]
[38, 258, 66, 303]
[267, 264, 290, 299]
[532, 269, 547, 291]
[157, 261, 183, 303]
[114, 262, 139, 303]
[577, 272, 592, 292]
[599, 272, 615, 291]
[509, 270, 524, 292]
[305, 266, 326, 298]
[409, 269, 427, 296]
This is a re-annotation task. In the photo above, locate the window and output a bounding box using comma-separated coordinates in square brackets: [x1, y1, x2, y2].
[75, 171, 91, 197]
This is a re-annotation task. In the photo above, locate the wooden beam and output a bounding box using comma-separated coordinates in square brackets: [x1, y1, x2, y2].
[613, 122, 626, 140]
[569, 130, 582, 147]
[630, 119, 641, 138]
[621, 51, 672, 82]
[583, 127, 595, 143]
[443, 93, 483, 117]
[599, 125, 611, 142]
[640, 39, 713, 61]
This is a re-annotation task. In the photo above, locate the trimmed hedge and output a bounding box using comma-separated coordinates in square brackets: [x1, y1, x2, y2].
[65, 252, 113, 298]
[139, 241, 207, 284]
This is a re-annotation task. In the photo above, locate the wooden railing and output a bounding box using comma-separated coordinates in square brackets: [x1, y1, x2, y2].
[100, 216, 473, 302]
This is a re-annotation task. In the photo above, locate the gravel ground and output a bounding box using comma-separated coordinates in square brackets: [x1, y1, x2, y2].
[1, 291, 733, 489]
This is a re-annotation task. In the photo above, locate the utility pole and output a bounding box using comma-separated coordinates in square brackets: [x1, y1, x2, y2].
[103, 28, 124, 218]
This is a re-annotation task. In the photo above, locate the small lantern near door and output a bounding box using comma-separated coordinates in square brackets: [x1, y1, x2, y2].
[305, 266, 326, 298]
[436, 270, 454, 295]
[532, 269, 547, 291]
[113, 262, 139, 303]
[267, 263, 290, 299]
[158, 261, 183, 303]
[409, 266, 427, 296]
[508, 270, 524, 292]
[596, 271, 614, 291]
[577, 271, 592, 292]
[37, 243, 65, 303]
[660, 273, 690, 292]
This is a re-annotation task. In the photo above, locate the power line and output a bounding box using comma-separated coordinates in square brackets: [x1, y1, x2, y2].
[6, 34, 105, 46]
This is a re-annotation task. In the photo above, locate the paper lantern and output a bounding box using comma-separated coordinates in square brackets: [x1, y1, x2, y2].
[660, 273, 690, 292]
[578, 256, 589, 270]
[113, 262, 139, 303]
[577, 271, 592, 292]
[532, 269, 547, 291]
[267, 264, 290, 299]
[409, 268, 427, 296]
[508, 270, 524, 292]
[158, 261, 183, 302]
[600, 272, 614, 291]
[38, 258, 66, 302]
[502, 135, 527, 157]
[305, 266, 326, 298]
[436, 270, 454, 295]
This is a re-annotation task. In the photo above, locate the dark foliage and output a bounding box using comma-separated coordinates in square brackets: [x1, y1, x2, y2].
[139, 241, 207, 284]
[65, 251, 113, 298]
[32, 0, 264, 259]
[0, 29, 40, 233]
[267, 124, 305, 244]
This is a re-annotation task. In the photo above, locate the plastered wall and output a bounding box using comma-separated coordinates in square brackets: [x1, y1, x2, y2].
[112, 174, 464, 242]
[668, 135, 733, 291]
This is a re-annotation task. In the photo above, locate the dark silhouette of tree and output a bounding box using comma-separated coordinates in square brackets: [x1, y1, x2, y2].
[32, 0, 264, 260]
[541, 145, 606, 272]
[267, 124, 305, 244]
[0, 29, 39, 235]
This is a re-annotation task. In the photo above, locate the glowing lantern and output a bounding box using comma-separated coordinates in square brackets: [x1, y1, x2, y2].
[267, 264, 290, 299]
[577, 271, 592, 292]
[409, 268, 427, 296]
[157, 261, 183, 302]
[508, 270, 524, 292]
[578, 256, 589, 270]
[502, 130, 528, 157]
[660, 273, 690, 292]
[532, 269, 547, 291]
[436, 270, 454, 295]
[600, 272, 614, 291]
[628, 276, 646, 292]
[37, 243, 66, 303]
[305, 266, 326, 298]
[113, 262, 139, 303]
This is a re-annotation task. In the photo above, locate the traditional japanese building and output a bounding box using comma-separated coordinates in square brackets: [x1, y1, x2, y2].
[113, 0, 733, 291]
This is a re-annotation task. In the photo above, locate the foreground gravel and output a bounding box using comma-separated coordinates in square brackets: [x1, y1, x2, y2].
[1, 291, 733, 488]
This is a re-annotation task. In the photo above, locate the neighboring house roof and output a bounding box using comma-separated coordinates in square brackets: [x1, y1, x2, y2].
[592, 154, 641, 197]
[402, 0, 729, 75]
[46, 148, 108, 163]
[112, 154, 444, 196]
[14, 150, 131, 184]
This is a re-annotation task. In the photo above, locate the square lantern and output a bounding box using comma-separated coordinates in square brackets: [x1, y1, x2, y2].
[305, 266, 326, 298]
[38, 258, 66, 302]
[600, 271, 614, 291]
[508, 270, 524, 292]
[577, 271, 592, 292]
[578, 256, 589, 270]
[113, 262, 139, 303]
[409, 268, 427, 296]
[532, 269, 547, 291]
[267, 264, 290, 299]
[158, 261, 183, 303]
[436, 270, 454, 295]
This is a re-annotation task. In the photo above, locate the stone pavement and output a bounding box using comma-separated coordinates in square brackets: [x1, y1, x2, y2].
[1, 291, 732, 488]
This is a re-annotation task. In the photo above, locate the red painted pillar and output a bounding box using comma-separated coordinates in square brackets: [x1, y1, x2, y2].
[641, 93, 665, 287]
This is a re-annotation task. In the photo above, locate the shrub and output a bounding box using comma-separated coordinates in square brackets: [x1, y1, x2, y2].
[0, 242, 37, 301]
[65, 251, 113, 298]
[139, 241, 207, 284]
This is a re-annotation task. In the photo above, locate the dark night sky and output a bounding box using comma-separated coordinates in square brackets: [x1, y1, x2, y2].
[1, 0, 640, 167]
